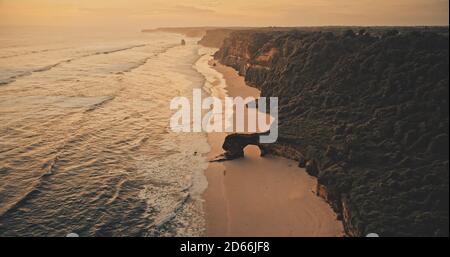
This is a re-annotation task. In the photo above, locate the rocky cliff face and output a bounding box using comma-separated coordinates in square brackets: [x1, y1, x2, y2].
[214, 29, 449, 237]
[197, 29, 233, 48]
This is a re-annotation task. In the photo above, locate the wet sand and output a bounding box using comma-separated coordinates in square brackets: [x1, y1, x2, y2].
[202, 62, 344, 237]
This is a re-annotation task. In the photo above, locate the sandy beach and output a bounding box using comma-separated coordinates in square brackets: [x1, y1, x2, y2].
[202, 62, 344, 237]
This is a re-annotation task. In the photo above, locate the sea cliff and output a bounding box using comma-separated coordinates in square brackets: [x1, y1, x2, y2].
[206, 28, 449, 237]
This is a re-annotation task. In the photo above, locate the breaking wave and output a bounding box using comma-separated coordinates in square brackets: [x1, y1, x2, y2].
[0, 32, 210, 237]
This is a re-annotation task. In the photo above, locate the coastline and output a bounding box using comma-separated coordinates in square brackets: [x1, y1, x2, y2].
[200, 56, 344, 236]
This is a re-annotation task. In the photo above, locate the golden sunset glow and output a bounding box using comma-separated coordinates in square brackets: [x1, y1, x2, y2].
[1, 0, 448, 28]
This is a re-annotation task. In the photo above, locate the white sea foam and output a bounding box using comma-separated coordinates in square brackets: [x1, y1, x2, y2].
[194, 47, 228, 99]
[0, 28, 211, 236]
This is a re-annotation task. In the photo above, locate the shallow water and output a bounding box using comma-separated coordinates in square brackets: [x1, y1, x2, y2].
[0, 27, 211, 236]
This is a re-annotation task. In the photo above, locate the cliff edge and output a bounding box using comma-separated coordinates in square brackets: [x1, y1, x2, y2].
[213, 29, 449, 237]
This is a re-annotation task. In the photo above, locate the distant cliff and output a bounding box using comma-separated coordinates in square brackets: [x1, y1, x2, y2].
[142, 27, 209, 37]
[197, 29, 233, 48]
[213, 29, 449, 236]
[142, 27, 233, 48]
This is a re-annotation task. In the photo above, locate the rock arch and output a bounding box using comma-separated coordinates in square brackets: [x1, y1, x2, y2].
[222, 133, 267, 159]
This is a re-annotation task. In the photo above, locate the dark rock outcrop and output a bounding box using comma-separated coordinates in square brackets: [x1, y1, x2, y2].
[298, 156, 307, 168]
[222, 133, 267, 159]
[213, 28, 449, 237]
[305, 160, 319, 176]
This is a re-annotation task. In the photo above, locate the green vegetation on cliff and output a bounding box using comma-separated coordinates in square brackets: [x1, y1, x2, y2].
[213, 28, 449, 237]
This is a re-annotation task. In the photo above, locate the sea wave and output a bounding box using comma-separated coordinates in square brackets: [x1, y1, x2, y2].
[0, 34, 211, 236]
[0, 43, 153, 86]
[0, 47, 72, 59]
[116, 44, 180, 74]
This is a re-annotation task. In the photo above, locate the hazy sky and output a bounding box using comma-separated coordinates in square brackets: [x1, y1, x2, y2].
[1, 0, 448, 29]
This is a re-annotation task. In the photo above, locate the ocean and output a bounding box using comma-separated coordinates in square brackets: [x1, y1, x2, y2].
[0, 26, 217, 236]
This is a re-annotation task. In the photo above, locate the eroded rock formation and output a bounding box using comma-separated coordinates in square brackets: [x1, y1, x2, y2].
[222, 133, 267, 159]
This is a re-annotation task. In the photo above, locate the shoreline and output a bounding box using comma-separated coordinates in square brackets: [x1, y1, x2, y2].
[201, 57, 344, 236]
